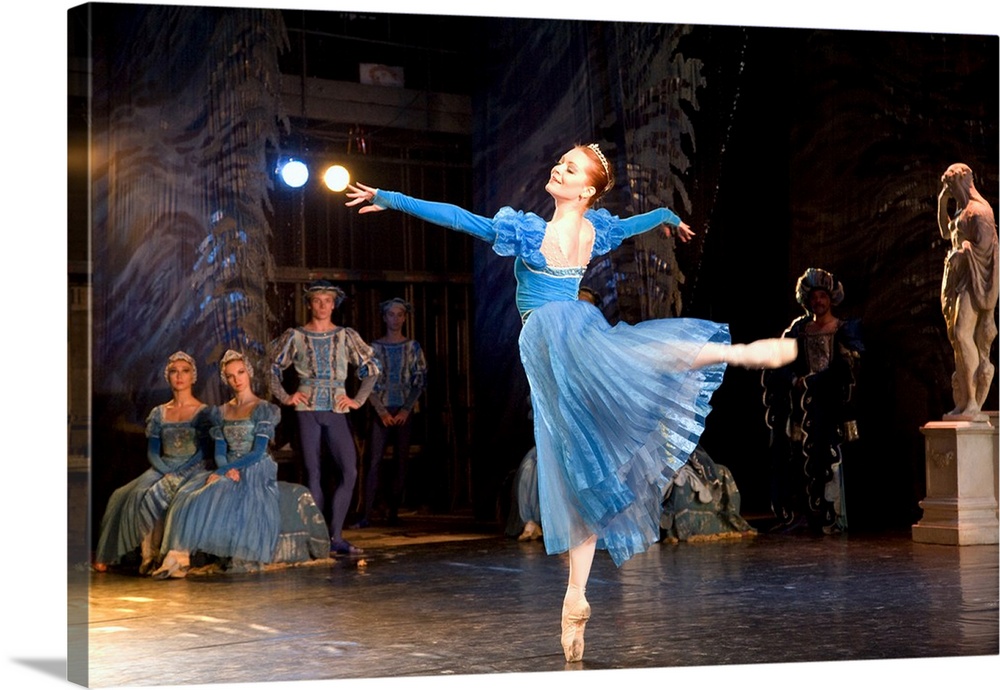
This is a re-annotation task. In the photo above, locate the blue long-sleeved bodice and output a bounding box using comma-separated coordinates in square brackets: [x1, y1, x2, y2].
[372, 190, 680, 319]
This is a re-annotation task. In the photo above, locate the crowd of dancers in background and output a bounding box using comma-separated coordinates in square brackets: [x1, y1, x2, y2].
[94, 288, 427, 578]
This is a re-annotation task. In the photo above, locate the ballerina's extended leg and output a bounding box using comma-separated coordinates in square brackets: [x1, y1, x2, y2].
[562, 535, 596, 662]
[693, 338, 797, 369]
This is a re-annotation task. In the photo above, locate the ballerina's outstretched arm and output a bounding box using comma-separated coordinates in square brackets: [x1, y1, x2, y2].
[617, 208, 695, 243]
[346, 183, 497, 242]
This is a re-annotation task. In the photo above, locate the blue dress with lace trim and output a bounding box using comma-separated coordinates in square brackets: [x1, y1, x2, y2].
[373, 190, 729, 566]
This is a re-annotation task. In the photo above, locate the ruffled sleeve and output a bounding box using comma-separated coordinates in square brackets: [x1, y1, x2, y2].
[267, 328, 297, 405]
[208, 404, 224, 428]
[492, 207, 548, 267]
[587, 208, 626, 257]
[145, 405, 163, 439]
[587, 206, 683, 258]
[192, 405, 214, 437]
[343, 328, 380, 406]
[838, 317, 864, 355]
[251, 402, 280, 440]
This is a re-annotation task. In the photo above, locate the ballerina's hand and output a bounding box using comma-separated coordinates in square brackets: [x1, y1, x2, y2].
[664, 221, 695, 243]
[345, 183, 384, 214]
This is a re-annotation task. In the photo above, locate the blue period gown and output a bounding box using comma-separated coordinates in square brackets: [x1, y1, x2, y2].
[372, 191, 729, 566]
[95, 404, 212, 566]
[160, 402, 282, 563]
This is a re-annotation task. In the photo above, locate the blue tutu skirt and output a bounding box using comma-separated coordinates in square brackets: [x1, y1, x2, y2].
[519, 300, 729, 566]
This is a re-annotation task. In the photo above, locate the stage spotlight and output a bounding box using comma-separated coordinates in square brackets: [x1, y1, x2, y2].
[277, 159, 309, 188]
[323, 165, 350, 192]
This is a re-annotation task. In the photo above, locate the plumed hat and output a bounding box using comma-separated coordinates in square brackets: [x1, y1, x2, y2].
[380, 297, 412, 314]
[795, 268, 844, 309]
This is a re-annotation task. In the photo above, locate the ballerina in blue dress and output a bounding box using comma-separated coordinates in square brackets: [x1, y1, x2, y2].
[153, 350, 282, 578]
[346, 143, 796, 662]
[94, 351, 211, 574]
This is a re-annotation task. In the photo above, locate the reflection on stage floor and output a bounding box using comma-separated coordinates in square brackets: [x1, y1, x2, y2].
[75, 516, 999, 687]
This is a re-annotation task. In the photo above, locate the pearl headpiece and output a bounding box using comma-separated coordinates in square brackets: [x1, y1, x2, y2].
[164, 351, 198, 384]
[586, 143, 614, 194]
[219, 349, 254, 384]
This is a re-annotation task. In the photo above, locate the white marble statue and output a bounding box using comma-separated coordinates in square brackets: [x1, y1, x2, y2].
[937, 163, 999, 418]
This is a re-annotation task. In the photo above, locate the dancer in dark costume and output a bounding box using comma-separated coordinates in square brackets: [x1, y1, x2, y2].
[347, 143, 796, 662]
[357, 297, 427, 527]
[762, 268, 863, 534]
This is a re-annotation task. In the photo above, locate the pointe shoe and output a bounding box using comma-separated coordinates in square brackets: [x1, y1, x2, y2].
[517, 521, 542, 542]
[152, 564, 189, 580]
[139, 535, 157, 575]
[138, 558, 156, 576]
[727, 339, 797, 369]
[150, 552, 179, 580]
[150, 551, 189, 579]
[561, 594, 591, 662]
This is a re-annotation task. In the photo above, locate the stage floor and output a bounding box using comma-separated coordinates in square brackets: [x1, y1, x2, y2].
[75, 515, 999, 687]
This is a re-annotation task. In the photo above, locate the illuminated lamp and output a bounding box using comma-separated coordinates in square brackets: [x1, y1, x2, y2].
[323, 165, 351, 192]
[277, 158, 309, 188]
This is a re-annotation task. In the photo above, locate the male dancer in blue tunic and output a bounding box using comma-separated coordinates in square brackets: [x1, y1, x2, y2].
[268, 280, 380, 555]
[357, 297, 427, 527]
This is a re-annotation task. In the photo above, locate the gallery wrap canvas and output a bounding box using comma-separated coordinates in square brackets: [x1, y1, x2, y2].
[12, 1, 1000, 689]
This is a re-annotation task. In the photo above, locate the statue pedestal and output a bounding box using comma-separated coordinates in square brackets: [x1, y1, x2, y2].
[912, 418, 999, 545]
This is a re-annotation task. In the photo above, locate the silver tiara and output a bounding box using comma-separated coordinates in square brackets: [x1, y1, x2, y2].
[586, 143, 613, 193]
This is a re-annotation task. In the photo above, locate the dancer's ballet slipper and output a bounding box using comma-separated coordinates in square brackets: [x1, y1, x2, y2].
[726, 338, 797, 369]
[518, 521, 542, 542]
[561, 592, 591, 662]
[138, 534, 157, 575]
[331, 539, 364, 555]
[150, 555, 176, 580]
[151, 550, 190, 579]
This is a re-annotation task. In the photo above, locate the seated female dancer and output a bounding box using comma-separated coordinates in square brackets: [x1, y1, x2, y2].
[153, 350, 282, 578]
[346, 143, 795, 662]
[94, 351, 211, 574]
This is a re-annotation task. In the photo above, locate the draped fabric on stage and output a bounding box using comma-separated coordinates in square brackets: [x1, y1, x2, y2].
[89, 5, 286, 414]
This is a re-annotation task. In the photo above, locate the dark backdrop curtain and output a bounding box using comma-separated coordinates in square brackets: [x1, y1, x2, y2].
[88, 4, 288, 516]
